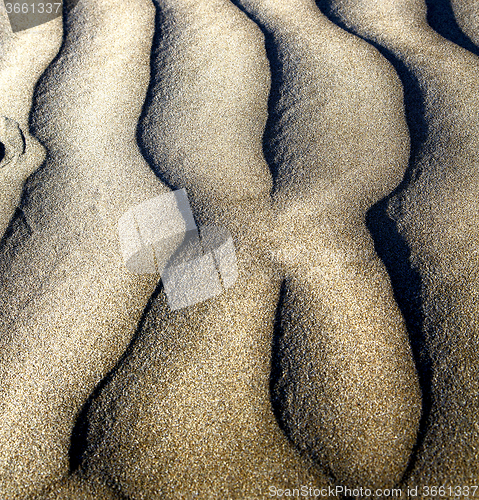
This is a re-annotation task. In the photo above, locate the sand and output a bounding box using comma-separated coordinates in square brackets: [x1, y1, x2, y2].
[0, 7, 60, 242]
[0, 0, 168, 497]
[74, 1, 329, 497]
[326, 0, 479, 491]
[228, 0, 420, 489]
[451, 0, 479, 47]
[0, 0, 477, 498]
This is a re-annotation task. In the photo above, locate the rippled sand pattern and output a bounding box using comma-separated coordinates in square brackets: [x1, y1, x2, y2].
[0, 0, 478, 498]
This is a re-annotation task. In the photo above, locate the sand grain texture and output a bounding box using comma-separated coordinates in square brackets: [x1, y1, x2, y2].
[0, 7, 61, 241]
[233, 0, 420, 489]
[72, 2, 333, 499]
[0, 0, 477, 497]
[0, 0, 168, 497]
[324, 0, 479, 491]
[451, 0, 479, 47]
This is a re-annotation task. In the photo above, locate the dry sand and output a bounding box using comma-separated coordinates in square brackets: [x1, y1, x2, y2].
[451, 0, 479, 47]
[0, 5, 62, 130]
[0, 0, 168, 497]
[0, 7, 60, 244]
[230, 0, 420, 489]
[326, 0, 479, 492]
[74, 0, 421, 495]
[74, 1, 330, 497]
[0, 0, 477, 498]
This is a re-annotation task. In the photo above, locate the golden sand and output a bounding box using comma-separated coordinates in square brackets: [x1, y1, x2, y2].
[329, 0, 479, 490]
[0, 0, 477, 498]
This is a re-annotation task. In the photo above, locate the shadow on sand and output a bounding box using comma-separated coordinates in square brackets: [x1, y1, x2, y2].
[65, 0, 479, 484]
[315, 0, 478, 483]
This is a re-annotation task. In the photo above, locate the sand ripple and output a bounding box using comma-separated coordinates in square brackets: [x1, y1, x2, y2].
[0, 0, 477, 498]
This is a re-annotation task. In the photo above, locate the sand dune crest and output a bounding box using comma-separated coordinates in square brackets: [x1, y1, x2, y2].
[234, 0, 421, 488]
[74, 1, 331, 497]
[0, 1, 169, 497]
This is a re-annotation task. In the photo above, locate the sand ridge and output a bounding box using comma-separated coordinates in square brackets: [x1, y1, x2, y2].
[0, 0, 477, 497]
[323, 0, 479, 490]
[74, 0, 422, 495]
[450, 0, 479, 48]
[0, 1, 170, 497]
[231, 0, 420, 489]
[73, 1, 330, 497]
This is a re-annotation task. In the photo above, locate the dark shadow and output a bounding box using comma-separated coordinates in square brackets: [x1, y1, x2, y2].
[261, 37, 289, 186]
[135, 4, 180, 192]
[63, 0, 81, 16]
[24, 2, 166, 475]
[269, 279, 337, 483]
[28, 0, 105, 140]
[312, 0, 434, 480]
[28, 2, 77, 137]
[228, 0, 290, 187]
[425, 0, 479, 56]
[365, 204, 432, 478]
[15, 4, 69, 250]
[0, 208, 32, 274]
[0, 142, 5, 163]
[0, 210, 34, 336]
[69, 279, 165, 473]
[0, 208, 32, 252]
[269, 279, 287, 427]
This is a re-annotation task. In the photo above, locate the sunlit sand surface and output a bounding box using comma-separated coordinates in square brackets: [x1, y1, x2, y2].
[0, 0, 478, 498]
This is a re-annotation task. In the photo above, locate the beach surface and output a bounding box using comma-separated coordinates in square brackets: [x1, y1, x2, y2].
[0, 0, 478, 498]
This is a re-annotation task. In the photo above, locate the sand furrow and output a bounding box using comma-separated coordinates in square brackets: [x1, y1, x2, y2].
[451, 0, 479, 48]
[0, 1, 167, 497]
[234, 0, 421, 489]
[1, 0, 476, 496]
[324, 0, 479, 490]
[0, 3, 62, 130]
[74, 0, 331, 498]
[0, 8, 61, 242]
